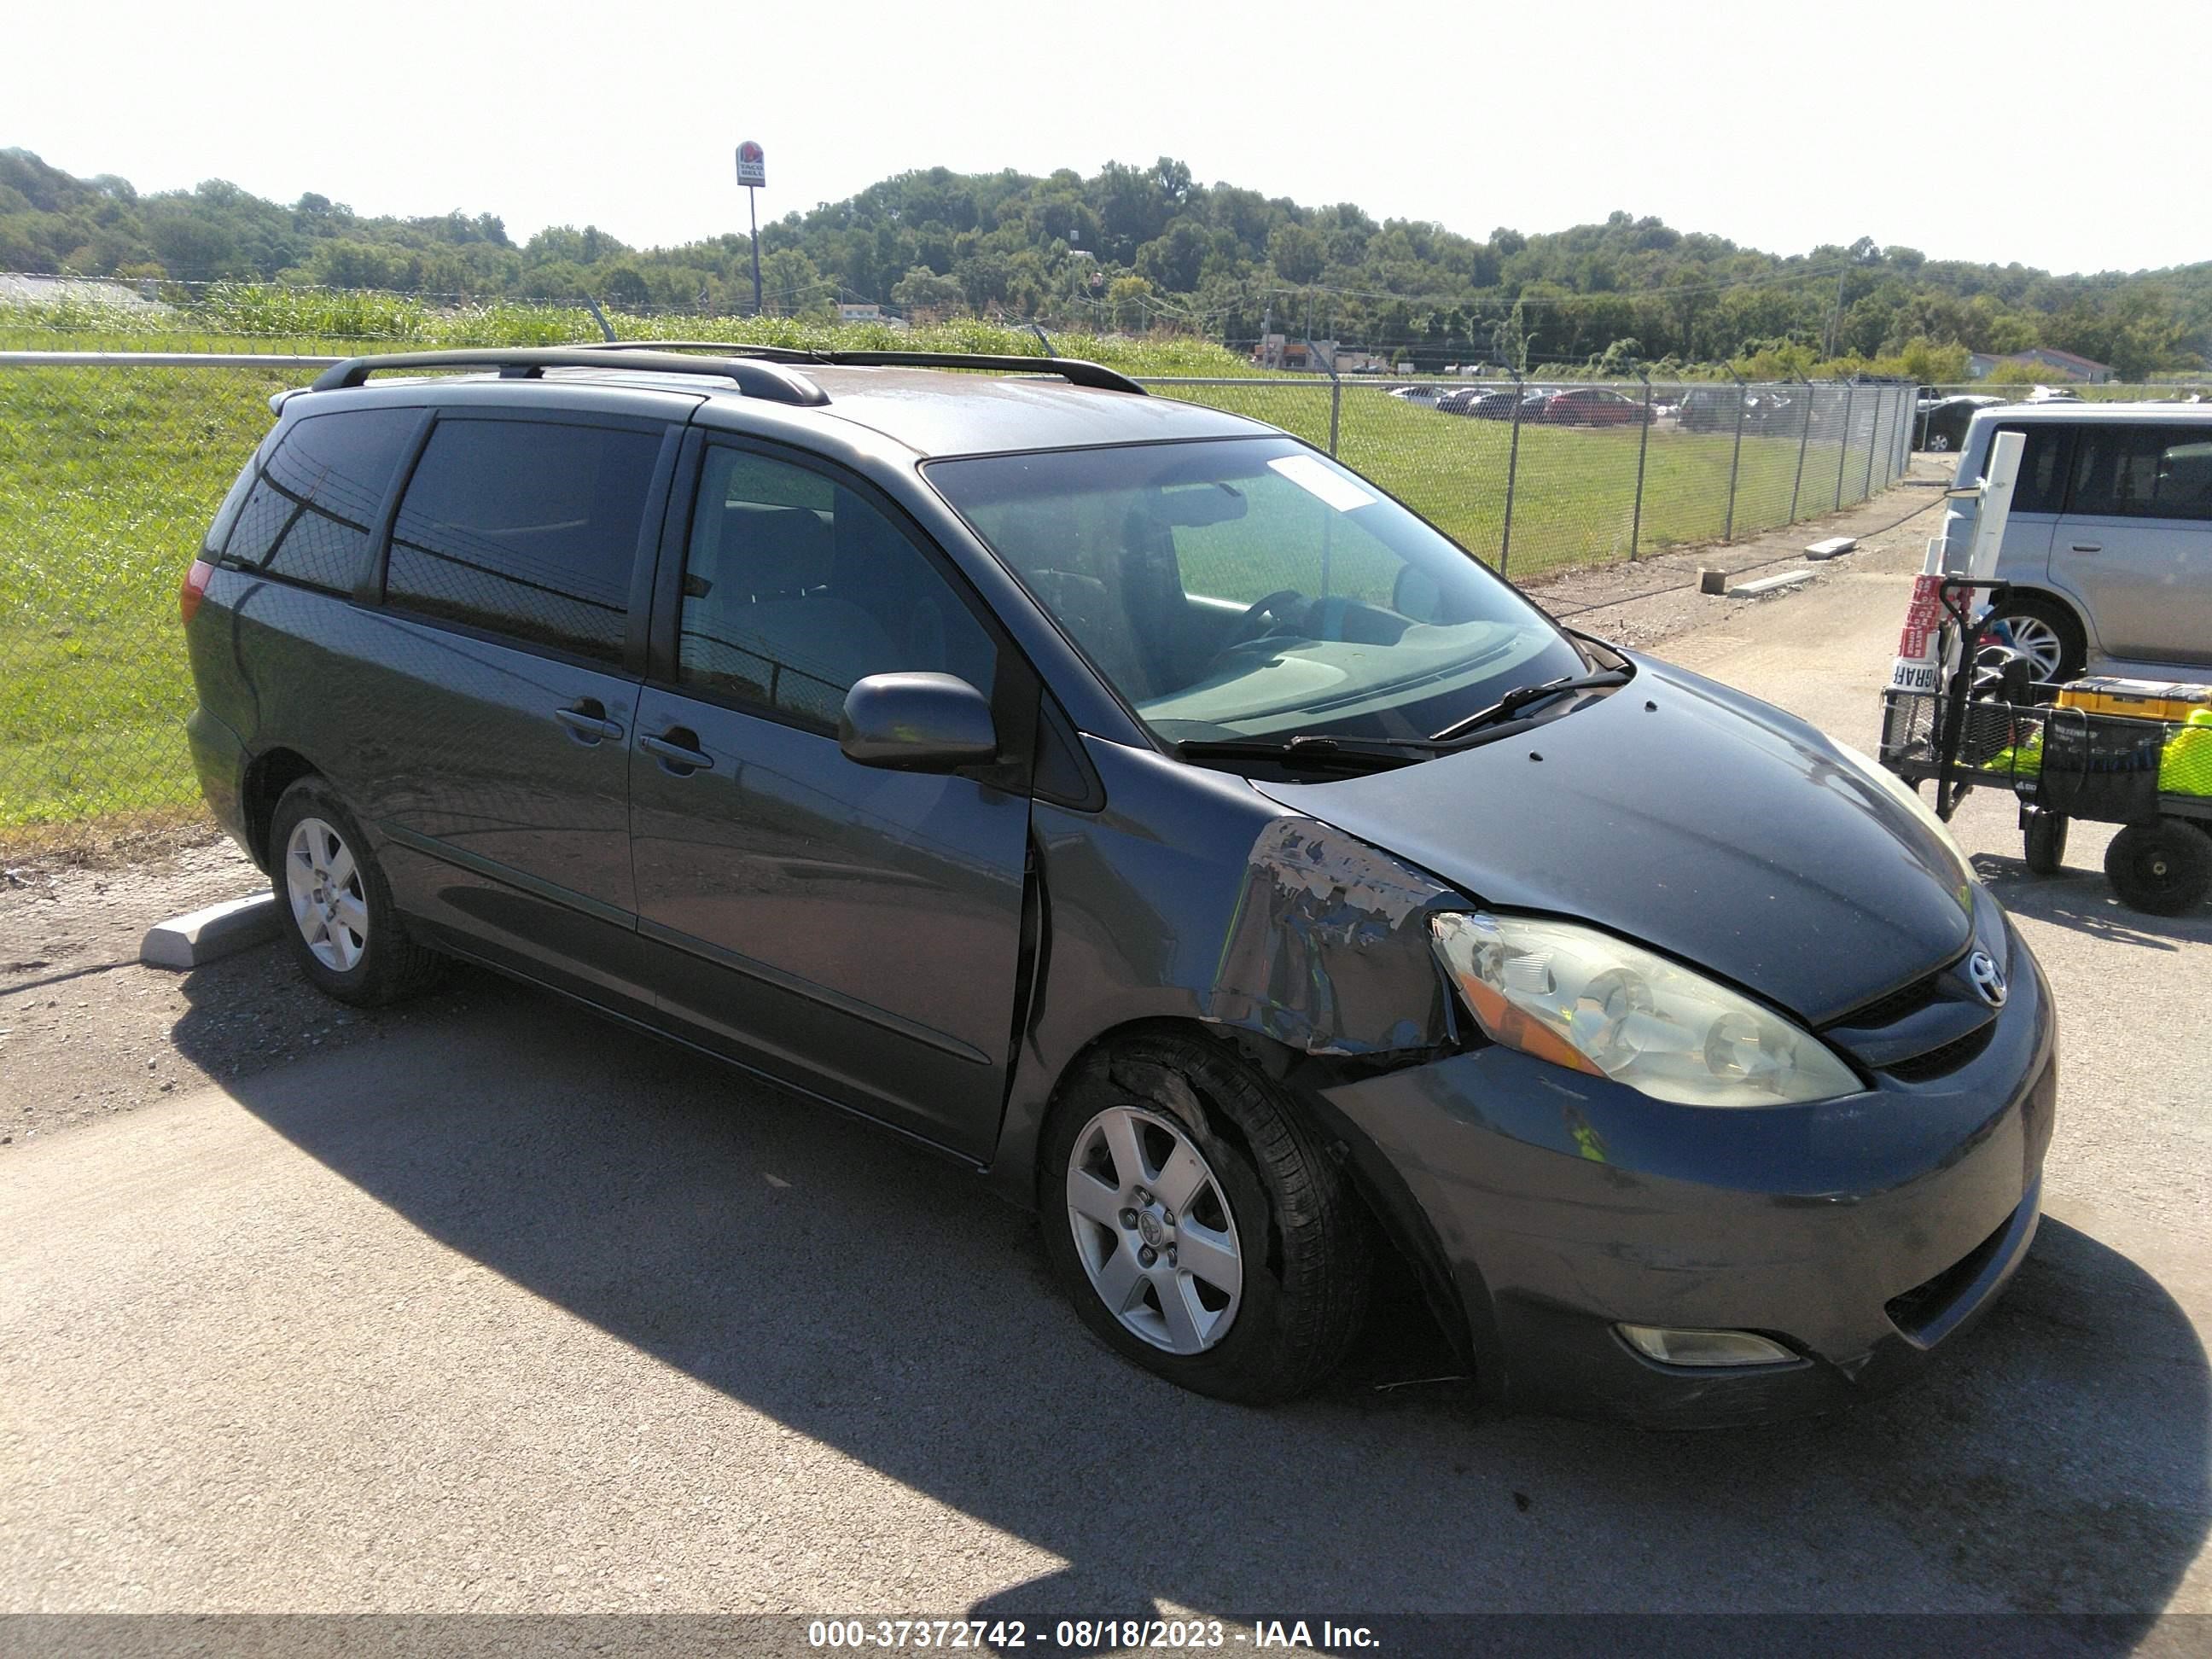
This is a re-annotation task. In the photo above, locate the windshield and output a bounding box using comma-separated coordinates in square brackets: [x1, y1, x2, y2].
[926, 437, 1584, 746]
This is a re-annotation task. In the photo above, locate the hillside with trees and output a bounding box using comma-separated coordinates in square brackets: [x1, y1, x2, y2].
[4, 147, 2206, 378]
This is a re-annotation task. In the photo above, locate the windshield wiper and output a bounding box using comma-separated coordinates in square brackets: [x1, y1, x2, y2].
[1429, 668, 1633, 742]
[1174, 732, 1452, 771]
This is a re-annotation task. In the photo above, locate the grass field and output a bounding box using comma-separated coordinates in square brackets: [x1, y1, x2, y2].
[0, 327, 1903, 830]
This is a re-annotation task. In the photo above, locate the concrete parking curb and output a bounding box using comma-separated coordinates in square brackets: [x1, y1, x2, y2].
[1727, 569, 1817, 599]
[141, 893, 278, 970]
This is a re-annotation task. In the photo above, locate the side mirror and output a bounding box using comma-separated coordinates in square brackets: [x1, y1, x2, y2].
[839, 672, 998, 772]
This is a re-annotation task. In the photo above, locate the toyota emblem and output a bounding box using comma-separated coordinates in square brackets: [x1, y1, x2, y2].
[1966, 951, 2007, 1009]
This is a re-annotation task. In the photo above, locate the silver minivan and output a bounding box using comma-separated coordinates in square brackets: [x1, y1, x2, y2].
[1958, 404, 2212, 679]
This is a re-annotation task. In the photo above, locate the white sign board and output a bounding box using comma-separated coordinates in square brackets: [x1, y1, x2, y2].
[1889, 428, 2027, 695]
[736, 141, 766, 189]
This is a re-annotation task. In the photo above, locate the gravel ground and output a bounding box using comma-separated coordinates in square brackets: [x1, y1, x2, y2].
[0, 836, 488, 1148]
[0, 459, 1953, 1154]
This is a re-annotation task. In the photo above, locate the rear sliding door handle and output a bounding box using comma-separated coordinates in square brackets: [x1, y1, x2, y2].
[2068, 542, 2103, 554]
[640, 730, 714, 772]
[553, 701, 625, 742]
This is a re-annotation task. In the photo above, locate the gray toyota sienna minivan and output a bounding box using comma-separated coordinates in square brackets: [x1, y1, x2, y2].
[182, 346, 2056, 1425]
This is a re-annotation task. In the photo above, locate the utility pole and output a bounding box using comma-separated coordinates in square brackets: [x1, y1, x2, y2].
[736, 141, 766, 315]
[1825, 267, 1846, 358]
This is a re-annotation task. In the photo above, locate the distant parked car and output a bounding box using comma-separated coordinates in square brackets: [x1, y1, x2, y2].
[1540, 387, 1652, 427]
[1918, 393, 2004, 452]
[1677, 387, 1748, 433]
[2024, 384, 2084, 404]
[1460, 390, 1528, 421]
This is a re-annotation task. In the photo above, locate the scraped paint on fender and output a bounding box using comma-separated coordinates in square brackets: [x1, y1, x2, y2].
[1206, 817, 1455, 1056]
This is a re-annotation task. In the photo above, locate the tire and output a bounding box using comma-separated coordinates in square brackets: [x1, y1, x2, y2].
[1039, 1033, 1371, 1406]
[1927, 430, 1954, 453]
[2104, 818, 2212, 917]
[269, 777, 445, 1006]
[1988, 593, 2087, 684]
[2023, 807, 2069, 875]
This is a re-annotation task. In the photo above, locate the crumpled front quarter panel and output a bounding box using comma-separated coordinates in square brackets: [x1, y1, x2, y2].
[987, 738, 1458, 1199]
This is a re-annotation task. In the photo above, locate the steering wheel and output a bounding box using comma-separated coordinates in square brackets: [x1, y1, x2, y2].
[1228, 589, 1310, 646]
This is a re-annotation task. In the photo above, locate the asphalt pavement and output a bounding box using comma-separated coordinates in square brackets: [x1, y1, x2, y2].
[3, 539, 2209, 1631]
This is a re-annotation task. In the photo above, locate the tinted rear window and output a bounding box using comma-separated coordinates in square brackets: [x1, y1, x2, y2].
[1986, 422, 2070, 515]
[2067, 424, 2212, 521]
[384, 418, 661, 663]
[222, 409, 418, 593]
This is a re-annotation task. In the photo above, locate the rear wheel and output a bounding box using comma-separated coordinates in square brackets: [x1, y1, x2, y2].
[1988, 594, 2086, 683]
[270, 777, 445, 1006]
[2104, 818, 2212, 917]
[1040, 1033, 1370, 1405]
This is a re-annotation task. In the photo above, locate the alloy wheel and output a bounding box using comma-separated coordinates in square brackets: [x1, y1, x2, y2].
[1996, 614, 2065, 679]
[284, 816, 368, 973]
[1064, 1105, 1243, 1354]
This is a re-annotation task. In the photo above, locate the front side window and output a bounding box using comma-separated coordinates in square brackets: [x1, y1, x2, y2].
[677, 447, 998, 733]
[928, 437, 1583, 745]
[223, 408, 418, 592]
[385, 418, 661, 663]
[2068, 424, 2212, 522]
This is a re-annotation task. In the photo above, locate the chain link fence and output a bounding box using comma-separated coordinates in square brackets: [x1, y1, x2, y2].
[1145, 374, 1913, 577]
[0, 351, 1913, 838]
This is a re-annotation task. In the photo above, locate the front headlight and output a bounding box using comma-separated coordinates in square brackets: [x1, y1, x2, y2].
[1430, 911, 1861, 1107]
[1827, 738, 1969, 873]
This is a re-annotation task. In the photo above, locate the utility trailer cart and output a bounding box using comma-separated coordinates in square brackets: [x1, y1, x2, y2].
[1879, 578, 2212, 916]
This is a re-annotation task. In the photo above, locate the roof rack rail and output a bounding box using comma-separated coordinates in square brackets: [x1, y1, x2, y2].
[576, 341, 1147, 397]
[307, 348, 830, 407]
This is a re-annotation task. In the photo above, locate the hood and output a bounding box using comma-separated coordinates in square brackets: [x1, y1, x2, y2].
[1252, 656, 1973, 1027]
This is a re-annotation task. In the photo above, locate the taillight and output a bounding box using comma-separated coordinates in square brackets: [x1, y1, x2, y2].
[179, 559, 214, 626]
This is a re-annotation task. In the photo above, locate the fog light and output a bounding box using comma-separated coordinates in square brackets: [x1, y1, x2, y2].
[1617, 1324, 1797, 1368]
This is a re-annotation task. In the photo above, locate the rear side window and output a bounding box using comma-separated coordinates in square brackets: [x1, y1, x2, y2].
[385, 418, 661, 663]
[1986, 422, 2070, 515]
[222, 409, 418, 593]
[2067, 424, 2212, 521]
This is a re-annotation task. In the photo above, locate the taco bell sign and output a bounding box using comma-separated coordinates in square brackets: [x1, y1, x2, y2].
[736, 142, 766, 189]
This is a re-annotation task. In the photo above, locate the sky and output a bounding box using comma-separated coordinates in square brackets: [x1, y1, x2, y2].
[13, 0, 2207, 277]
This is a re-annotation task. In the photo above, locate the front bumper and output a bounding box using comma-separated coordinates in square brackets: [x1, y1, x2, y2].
[1320, 919, 2057, 1427]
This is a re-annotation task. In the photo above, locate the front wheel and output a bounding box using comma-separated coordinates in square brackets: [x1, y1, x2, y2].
[2104, 818, 2212, 917]
[270, 777, 445, 1005]
[1040, 1034, 1370, 1405]
[2023, 806, 2069, 875]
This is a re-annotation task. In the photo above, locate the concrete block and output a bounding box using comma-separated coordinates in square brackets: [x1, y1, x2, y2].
[1805, 536, 1859, 560]
[1727, 568, 1816, 599]
[141, 893, 279, 970]
[1697, 568, 1729, 595]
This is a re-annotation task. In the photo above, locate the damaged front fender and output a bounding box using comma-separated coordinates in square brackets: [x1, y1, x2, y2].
[990, 736, 1466, 1206]
[1206, 815, 1458, 1057]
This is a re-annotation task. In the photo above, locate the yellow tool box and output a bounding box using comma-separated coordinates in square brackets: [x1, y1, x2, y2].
[2054, 677, 2212, 723]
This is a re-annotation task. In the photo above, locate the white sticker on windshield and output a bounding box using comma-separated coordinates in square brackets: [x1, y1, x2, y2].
[1267, 453, 1377, 513]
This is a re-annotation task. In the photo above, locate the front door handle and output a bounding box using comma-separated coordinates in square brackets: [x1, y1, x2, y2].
[2068, 542, 2103, 554]
[640, 729, 714, 773]
[554, 700, 625, 743]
